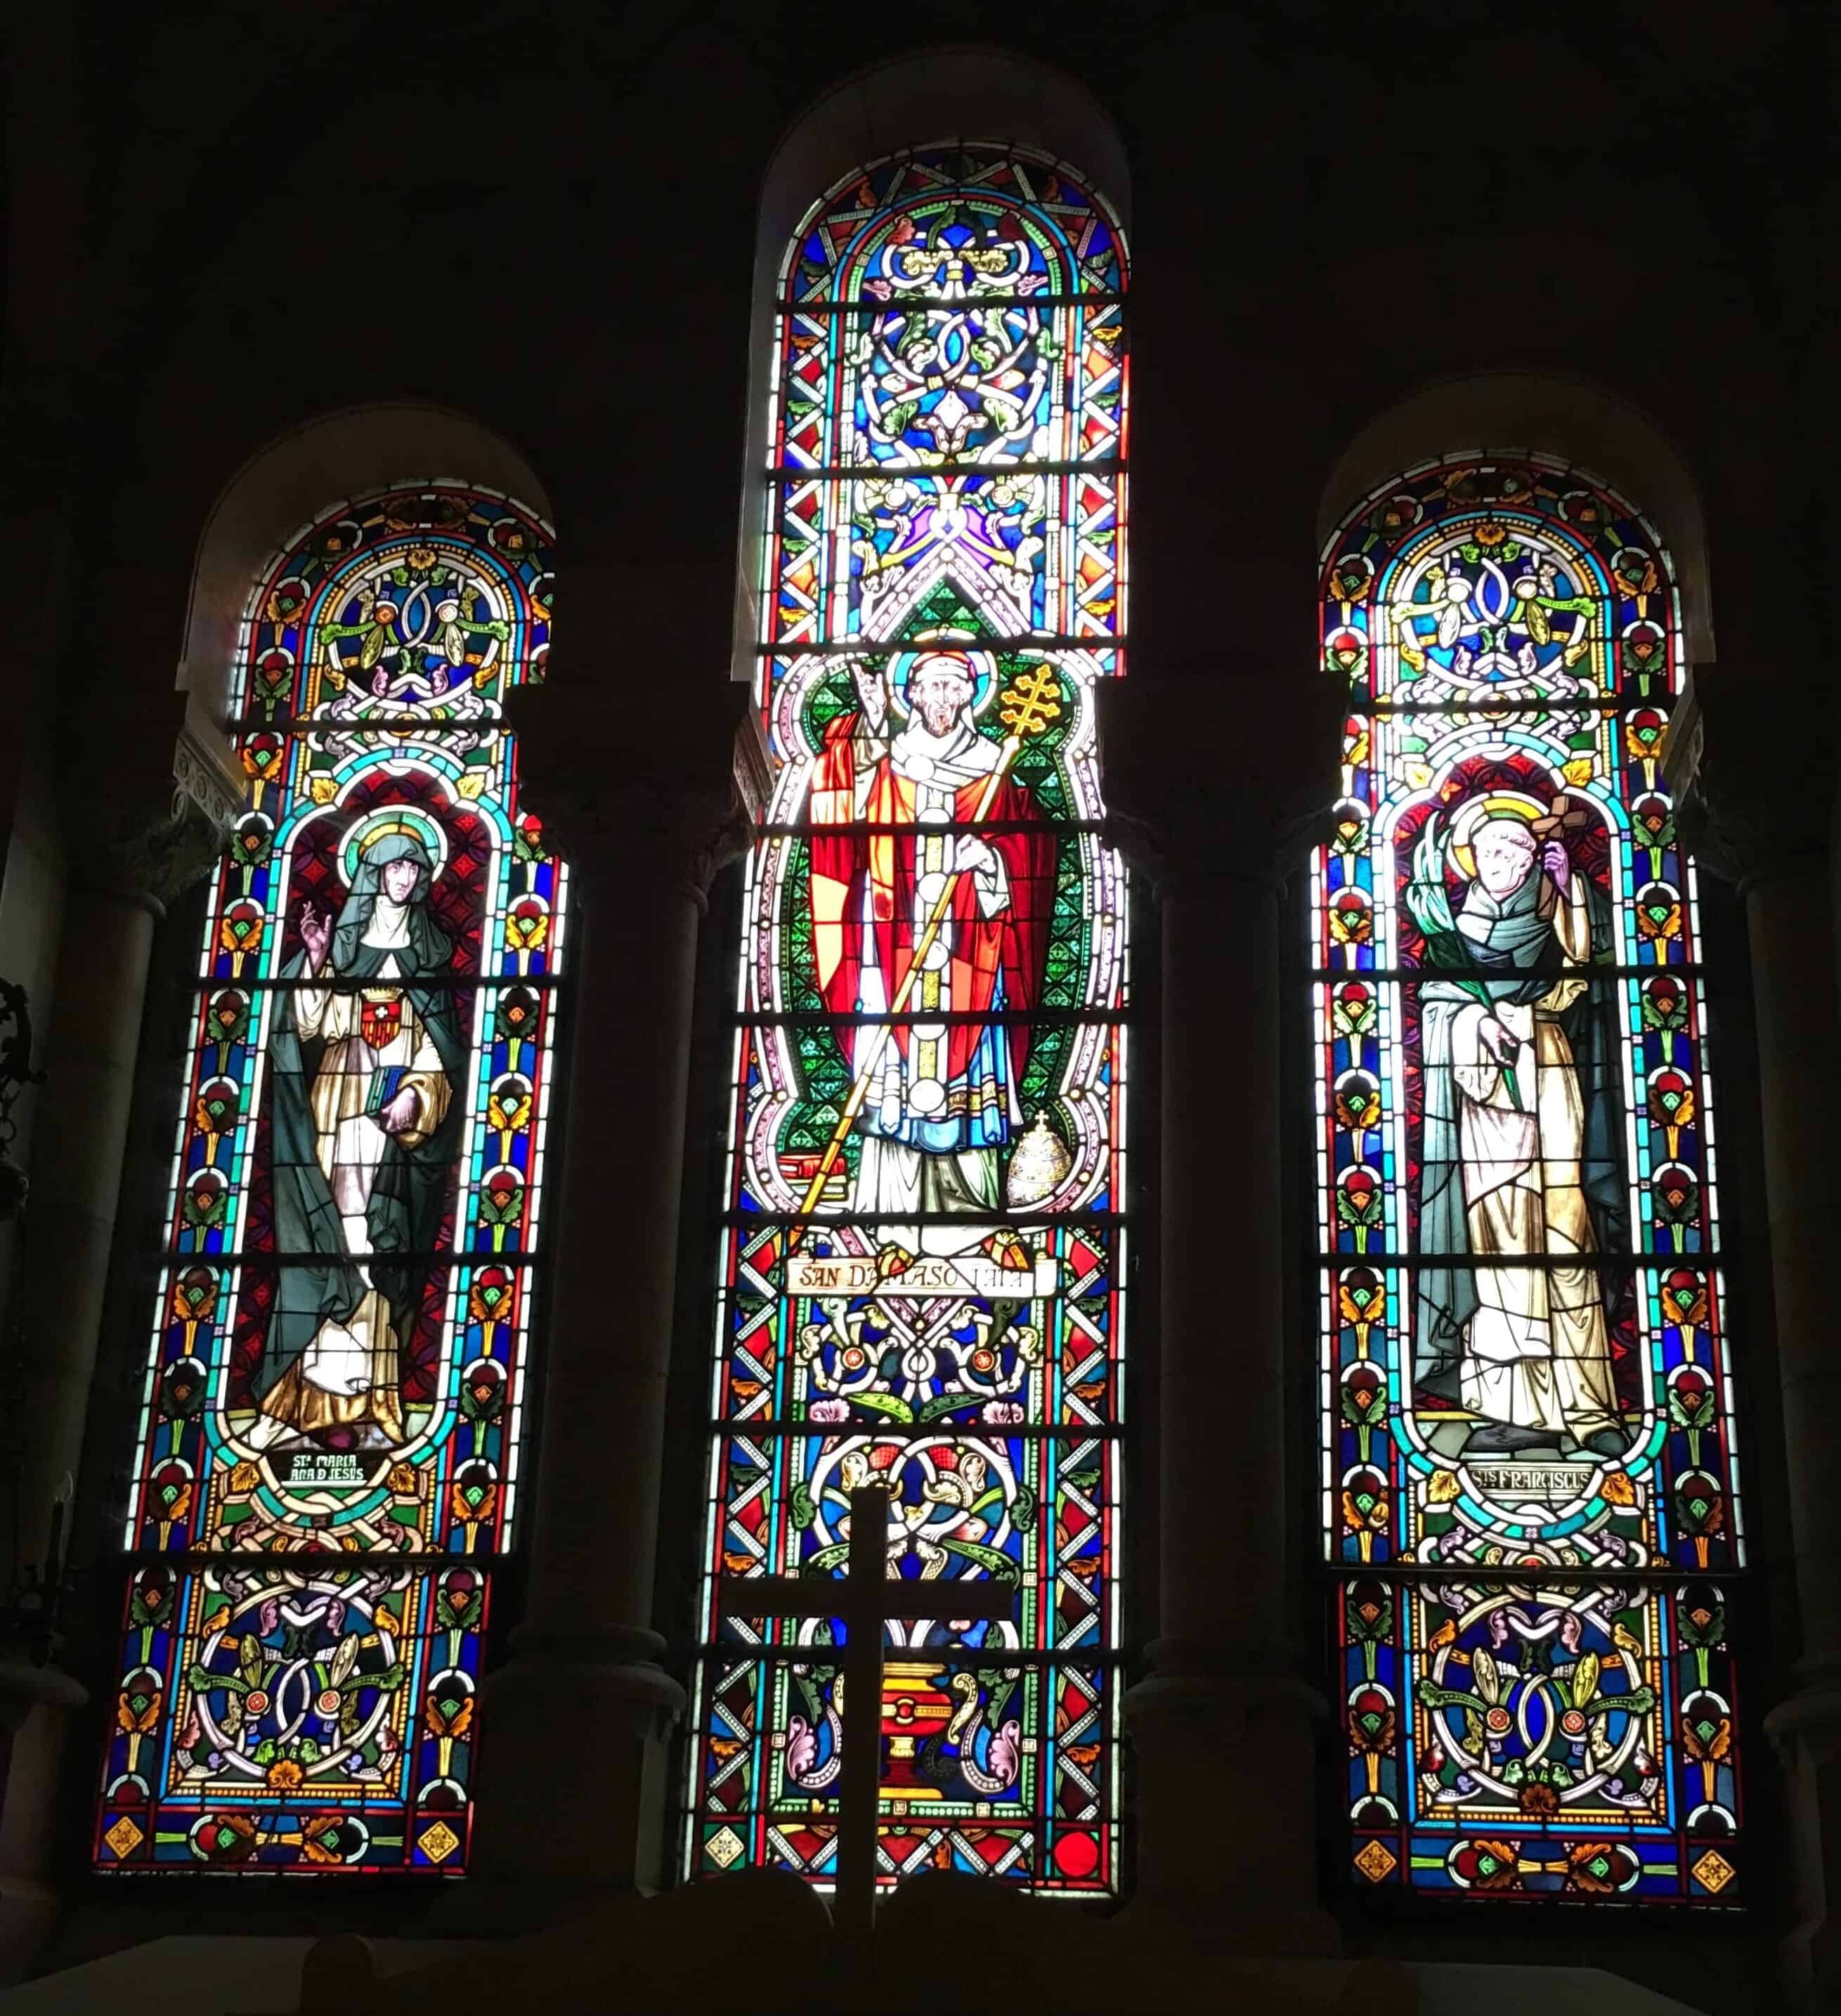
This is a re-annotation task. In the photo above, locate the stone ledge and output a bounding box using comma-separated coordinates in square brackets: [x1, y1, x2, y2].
[5, 1874, 1721, 2016]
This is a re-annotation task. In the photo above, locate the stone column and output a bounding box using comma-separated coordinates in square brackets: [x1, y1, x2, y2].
[463, 676, 760, 1913]
[15, 712, 238, 1568]
[1094, 668, 1341, 1955]
[1672, 675, 1841, 2011]
[0, 705, 235, 1979]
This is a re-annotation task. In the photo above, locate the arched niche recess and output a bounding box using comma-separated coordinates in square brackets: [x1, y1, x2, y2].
[1321, 375, 1715, 665]
[691, 68, 1133, 1901]
[1310, 424, 1747, 1907]
[731, 48, 1131, 677]
[94, 413, 565, 1877]
[180, 405, 552, 731]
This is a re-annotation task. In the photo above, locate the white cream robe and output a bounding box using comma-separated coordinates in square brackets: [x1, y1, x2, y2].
[1448, 876, 1621, 1439]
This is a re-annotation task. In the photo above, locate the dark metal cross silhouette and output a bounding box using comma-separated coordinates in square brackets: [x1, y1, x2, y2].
[717, 1481, 1015, 1932]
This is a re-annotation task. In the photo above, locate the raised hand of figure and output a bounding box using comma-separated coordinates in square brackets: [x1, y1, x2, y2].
[852, 658, 890, 734]
[377, 1085, 421, 1136]
[298, 902, 331, 970]
[1542, 838, 1571, 889]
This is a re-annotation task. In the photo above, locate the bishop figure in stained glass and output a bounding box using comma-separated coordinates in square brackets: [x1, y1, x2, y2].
[1411, 792, 1627, 1457]
[808, 644, 1053, 1248]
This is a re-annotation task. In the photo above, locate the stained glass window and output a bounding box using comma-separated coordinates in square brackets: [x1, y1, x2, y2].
[96, 483, 562, 1873]
[1315, 456, 1743, 1904]
[687, 143, 1128, 1894]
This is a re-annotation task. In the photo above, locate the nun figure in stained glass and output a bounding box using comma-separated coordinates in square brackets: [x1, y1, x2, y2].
[245, 816, 464, 1452]
[1410, 791, 1627, 1459]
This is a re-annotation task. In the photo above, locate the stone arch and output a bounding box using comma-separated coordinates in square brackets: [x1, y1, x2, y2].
[1319, 374, 1715, 663]
[178, 405, 552, 731]
[696, 98, 1134, 1901]
[731, 48, 1131, 677]
[758, 46, 1132, 259]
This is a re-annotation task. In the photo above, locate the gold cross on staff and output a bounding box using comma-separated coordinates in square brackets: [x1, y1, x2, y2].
[716, 1483, 1017, 1932]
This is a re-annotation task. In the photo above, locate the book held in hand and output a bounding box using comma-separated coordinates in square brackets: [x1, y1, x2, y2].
[365, 1065, 411, 1121]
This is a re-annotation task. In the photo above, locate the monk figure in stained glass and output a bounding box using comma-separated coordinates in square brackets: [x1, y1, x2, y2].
[1410, 793, 1627, 1458]
[245, 822, 464, 1452]
[807, 646, 1053, 1250]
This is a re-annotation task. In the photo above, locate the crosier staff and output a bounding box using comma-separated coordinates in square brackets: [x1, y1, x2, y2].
[791, 663, 1063, 1240]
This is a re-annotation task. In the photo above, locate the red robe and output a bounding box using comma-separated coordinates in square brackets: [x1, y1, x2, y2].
[807, 711, 1054, 1095]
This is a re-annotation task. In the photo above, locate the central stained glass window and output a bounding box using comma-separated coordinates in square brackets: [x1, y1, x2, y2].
[686, 142, 1129, 1893]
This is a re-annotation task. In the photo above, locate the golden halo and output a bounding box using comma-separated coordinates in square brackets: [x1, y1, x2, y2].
[337, 805, 449, 887]
[887, 627, 996, 720]
[1448, 791, 1549, 880]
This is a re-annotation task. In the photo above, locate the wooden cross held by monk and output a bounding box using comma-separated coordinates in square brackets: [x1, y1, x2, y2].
[717, 1482, 1017, 1932]
[789, 664, 1064, 1240]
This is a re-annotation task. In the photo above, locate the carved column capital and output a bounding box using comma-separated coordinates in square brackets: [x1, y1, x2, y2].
[67, 697, 245, 916]
[1665, 664, 1832, 892]
[1093, 663, 1343, 898]
[503, 676, 765, 908]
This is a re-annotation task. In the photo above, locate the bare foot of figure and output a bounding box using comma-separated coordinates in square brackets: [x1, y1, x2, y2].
[1463, 1419, 1562, 1456]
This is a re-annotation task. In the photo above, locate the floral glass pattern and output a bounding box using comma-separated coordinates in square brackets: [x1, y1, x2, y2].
[96, 483, 562, 1873]
[687, 143, 1128, 1896]
[1315, 456, 1743, 1904]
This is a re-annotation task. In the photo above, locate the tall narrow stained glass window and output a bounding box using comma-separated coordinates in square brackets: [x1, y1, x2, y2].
[96, 484, 563, 1873]
[1316, 456, 1744, 1904]
[687, 145, 1128, 1893]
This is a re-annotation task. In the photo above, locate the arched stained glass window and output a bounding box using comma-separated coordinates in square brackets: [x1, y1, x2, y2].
[1315, 455, 1744, 1904]
[688, 144, 1129, 1894]
[96, 483, 563, 1874]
